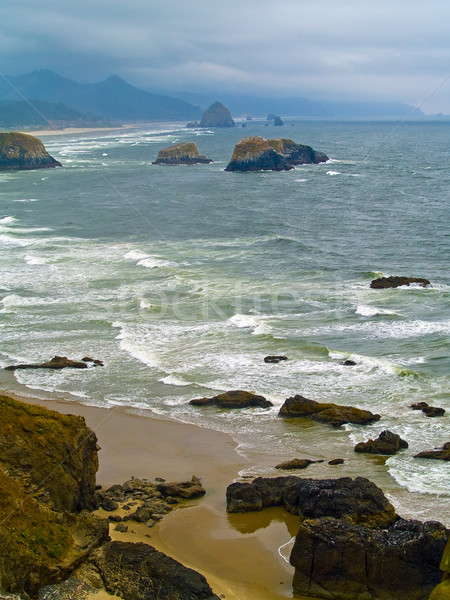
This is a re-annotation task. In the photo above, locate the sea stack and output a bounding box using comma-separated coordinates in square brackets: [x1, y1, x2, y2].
[268, 138, 328, 164]
[225, 136, 293, 172]
[152, 142, 212, 165]
[0, 132, 61, 170]
[199, 101, 235, 127]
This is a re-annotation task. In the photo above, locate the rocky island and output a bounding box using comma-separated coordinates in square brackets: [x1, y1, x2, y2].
[0, 132, 61, 170]
[225, 136, 328, 172]
[199, 101, 235, 127]
[152, 142, 212, 165]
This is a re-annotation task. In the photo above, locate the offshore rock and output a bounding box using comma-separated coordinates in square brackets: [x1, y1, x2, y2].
[279, 394, 380, 427]
[290, 517, 448, 600]
[264, 355, 288, 363]
[152, 142, 212, 165]
[199, 101, 235, 127]
[225, 136, 293, 172]
[411, 402, 445, 417]
[273, 116, 284, 126]
[226, 476, 396, 528]
[268, 137, 329, 164]
[275, 458, 323, 470]
[0, 132, 61, 170]
[78, 541, 220, 600]
[354, 430, 409, 455]
[190, 389, 273, 409]
[414, 442, 450, 461]
[5, 356, 104, 371]
[0, 395, 108, 597]
[370, 276, 431, 289]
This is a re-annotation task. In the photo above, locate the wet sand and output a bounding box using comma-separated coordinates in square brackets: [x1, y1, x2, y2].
[5, 391, 304, 600]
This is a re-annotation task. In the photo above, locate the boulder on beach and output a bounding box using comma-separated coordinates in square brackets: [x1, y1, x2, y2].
[225, 136, 293, 172]
[190, 390, 273, 409]
[354, 430, 409, 455]
[152, 142, 212, 165]
[278, 394, 381, 427]
[275, 458, 323, 470]
[370, 275, 431, 289]
[290, 517, 448, 600]
[157, 475, 206, 499]
[0, 131, 62, 170]
[199, 101, 235, 127]
[268, 138, 329, 164]
[77, 541, 220, 600]
[414, 442, 450, 461]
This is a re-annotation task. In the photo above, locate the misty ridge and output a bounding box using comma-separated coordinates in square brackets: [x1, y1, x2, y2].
[0, 69, 440, 129]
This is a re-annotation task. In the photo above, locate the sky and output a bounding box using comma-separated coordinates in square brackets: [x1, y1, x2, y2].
[1, 0, 449, 114]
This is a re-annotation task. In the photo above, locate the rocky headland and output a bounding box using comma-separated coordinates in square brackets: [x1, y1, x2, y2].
[199, 102, 235, 128]
[152, 142, 212, 165]
[0, 132, 61, 170]
[225, 136, 328, 172]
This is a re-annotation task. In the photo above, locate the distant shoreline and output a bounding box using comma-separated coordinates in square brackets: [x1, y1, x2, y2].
[17, 124, 131, 137]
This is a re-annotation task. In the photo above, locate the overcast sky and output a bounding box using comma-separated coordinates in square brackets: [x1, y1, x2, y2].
[1, 0, 449, 113]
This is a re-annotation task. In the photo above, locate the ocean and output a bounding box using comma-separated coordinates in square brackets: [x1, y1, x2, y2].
[1, 119, 449, 524]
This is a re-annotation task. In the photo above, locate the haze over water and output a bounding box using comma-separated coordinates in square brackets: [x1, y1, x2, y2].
[1, 119, 449, 524]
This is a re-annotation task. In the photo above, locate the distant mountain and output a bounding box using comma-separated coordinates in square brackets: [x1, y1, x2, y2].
[0, 70, 202, 122]
[170, 90, 424, 120]
[0, 99, 110, 129]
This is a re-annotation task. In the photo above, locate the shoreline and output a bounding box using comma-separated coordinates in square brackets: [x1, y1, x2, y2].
[3, 388, 301, 600]
[17, 124, 133, 137]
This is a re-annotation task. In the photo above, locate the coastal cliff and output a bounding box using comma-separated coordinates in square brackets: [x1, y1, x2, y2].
[0, 132, 61, 170]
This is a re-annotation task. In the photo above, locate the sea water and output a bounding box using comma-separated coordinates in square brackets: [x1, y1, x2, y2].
[0, 120, 448, 523]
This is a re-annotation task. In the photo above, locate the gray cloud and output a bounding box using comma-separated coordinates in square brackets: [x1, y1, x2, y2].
[1, 0, 449, 113]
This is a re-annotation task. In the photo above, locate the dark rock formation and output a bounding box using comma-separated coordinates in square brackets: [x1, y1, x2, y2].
[273, 116, 284, 126]
[279, 394, 380, 427]
[77, 541, 220, 600]
[268, 138, 329, 164]
[226, 476, 396, 528]
[411, 402, 445, 417]
[370, 276, 431, 289]
[354, 430, 409, 455]
[190, 390, 273, 409]
[157, 475, 206, 499]
[429, 537, 450, 600]
[186, 121, 199, 128]
[342, 359, 357, 366]
[152, 142, 212, 165]
[0, 395, 108, 598]
[199, 101, 235, 128]
[5, 356, 103, 371]
[225, 136, 293, 172]
[290, 517, 448, 600]
[264, 355, 288, 363]
[0, 132, 61, 170]
[414, 442, 450, 461]
[328, 458, 345, 465]
[275, 458, 323, 470]
[267, 113, 277, 120]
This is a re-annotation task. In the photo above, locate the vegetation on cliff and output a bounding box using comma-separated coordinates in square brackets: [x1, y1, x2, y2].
[0, 132, 61, 170]
[152, 142, 212, 165]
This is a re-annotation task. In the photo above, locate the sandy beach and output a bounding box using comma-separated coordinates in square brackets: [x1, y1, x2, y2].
[18, 125, 132, 137]
[5, 389, 303, 600]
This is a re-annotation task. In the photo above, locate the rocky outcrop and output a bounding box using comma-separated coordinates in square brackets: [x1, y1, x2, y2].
[152, 142, 212, 165]
[275, 458, 323, 470]
[225, 136, 293, 172]
[268, 138, 329, 164]
[0, 132, 61, 171]
[429, 537, 450, 600]
[76, 541, 220, 600]
[370, 276, 431, 289]
[278, 394, 380, 427]
[5, 356, 103, 371]
[411, 402, 445, 417]
[273, 116, 284, 126]
[290, 517, 448, 600]
[354, 430, 409, 455]
[190, 390, 273, 409]
[264, 355, 288, 363]
[414, 442, 450, 461]
[0, 395, 108, 598]
[226, 476, 396, 528]
[199, 102, 235, 127]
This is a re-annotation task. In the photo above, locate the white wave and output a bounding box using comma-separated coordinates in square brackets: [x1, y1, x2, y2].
[24, 254, 49, 265]
[227, 314, 261, 329]
[326, 170, 341, 176]
[12, 198, 39, 203]
[295, 178, 308, 183]
[137, 257, 172, 269]
[0, 216, 17, 225]
[124, 250, 148, 261]
[355, 305, 398, 317]
[159, 374, 191, 387]
[112, 321, 161, 369]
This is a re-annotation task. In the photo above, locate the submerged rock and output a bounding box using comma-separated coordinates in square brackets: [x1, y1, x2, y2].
[225, 136, 293, 172]
[411, 402, 445, 417]
[0, 132, 61, 170]
[414, 442, 450, 461]
[370, 275, 431, 289]
[152, 142, 212, 165]
[199, 101, 235, 127]
[275, 458, 323, 470]
[290, 517, 448, 600]
[268, 138, 328, 164]
[190, 390, 273, 409]
[77, 541, 220, 600]
[5, 356, 103, 371]
[264, 355, 288, 363]
[279, 394, 380, 427]
[354, 430, 409, 455]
